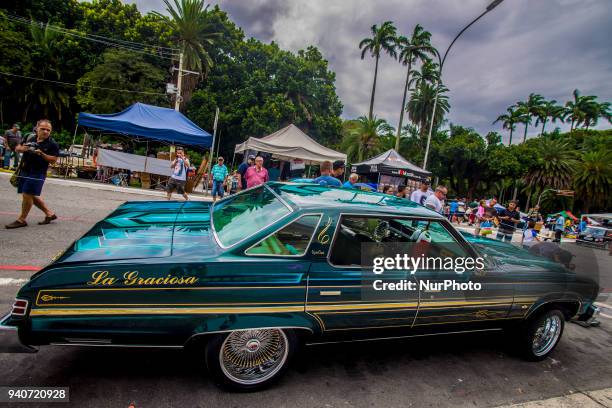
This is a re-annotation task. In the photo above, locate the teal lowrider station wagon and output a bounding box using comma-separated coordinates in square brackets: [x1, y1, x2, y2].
[0, 183, 601, 390]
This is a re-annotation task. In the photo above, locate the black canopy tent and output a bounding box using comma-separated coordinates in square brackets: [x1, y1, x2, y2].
[351, 149, 431, 193]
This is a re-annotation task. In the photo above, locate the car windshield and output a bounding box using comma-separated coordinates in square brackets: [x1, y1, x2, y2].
[584, 227, 605, 236]
[212, 185, 291, 247]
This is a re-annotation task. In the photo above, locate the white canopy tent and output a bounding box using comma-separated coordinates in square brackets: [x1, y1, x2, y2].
[234, 124, 347, 164]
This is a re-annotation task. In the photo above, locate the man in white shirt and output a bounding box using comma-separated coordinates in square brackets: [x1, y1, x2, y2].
[424, 185, 447, 214]
[410, 180, 432, 205]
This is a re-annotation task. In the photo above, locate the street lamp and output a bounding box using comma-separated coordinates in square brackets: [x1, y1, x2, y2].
[422, 0, 505, 170]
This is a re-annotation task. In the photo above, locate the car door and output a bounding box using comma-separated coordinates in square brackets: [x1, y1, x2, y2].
[306, 213, 420, 332]
[407, 219, 515, 327]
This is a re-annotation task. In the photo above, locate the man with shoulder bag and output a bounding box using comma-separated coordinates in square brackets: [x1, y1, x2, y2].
[5, 119, 59, 229]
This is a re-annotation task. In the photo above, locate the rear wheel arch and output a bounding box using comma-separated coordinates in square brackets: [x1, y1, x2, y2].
[526, 300, 581, 321]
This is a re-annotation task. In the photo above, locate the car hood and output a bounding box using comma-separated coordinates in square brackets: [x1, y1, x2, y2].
[53, 201, 214, 264]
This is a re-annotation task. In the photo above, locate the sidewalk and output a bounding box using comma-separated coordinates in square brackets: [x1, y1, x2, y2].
[0, 171, 213, 201]
[495, 386, 612, 407]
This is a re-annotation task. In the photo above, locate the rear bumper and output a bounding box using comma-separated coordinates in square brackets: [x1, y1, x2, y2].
[0, 314, 38, 353]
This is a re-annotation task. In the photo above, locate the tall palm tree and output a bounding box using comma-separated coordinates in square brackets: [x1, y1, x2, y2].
[534, 100, 564, 135]
[406, 82, 449, 140]
[523, 138, 577, 193]
[394, 24, 433, 150]
[516, 93, 545, 142]
[153, 0, 220, 108]
[564, 89, 596, 131]
[493, 106, 522, 145]
[407, 60, 440, 90]
[340, 116, 394, 162]
[583, 101, 611, 130]
[573, 150, 612, 212]
[359, 21, 398, 120]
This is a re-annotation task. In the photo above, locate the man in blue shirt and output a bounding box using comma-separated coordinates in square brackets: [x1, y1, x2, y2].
[342, 173, 359, 189]
[211, 156, 228, 202]
[237, 155, 254, 190]
[313, 161, 342, 187]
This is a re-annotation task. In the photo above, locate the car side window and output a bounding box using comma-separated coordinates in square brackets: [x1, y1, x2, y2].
[246, 215, 321, 256]
[329, 215, 470, 266]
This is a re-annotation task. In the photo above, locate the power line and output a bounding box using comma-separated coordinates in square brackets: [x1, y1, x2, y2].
[0, 71, 168, 96]
[4, 13, 180, 60]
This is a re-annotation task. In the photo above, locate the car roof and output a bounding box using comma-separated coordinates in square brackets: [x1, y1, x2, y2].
[267, 182, 444, 218]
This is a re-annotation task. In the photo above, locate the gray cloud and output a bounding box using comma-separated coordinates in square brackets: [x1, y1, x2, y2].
[131, 0, 612, 144]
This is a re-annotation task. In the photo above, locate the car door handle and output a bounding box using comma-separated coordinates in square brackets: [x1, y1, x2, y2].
[319, 290, 341, 296]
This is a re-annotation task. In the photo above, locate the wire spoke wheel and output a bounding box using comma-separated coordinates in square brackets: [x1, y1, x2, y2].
[532, 314, 562, 356]
[219, 329, 289, 385]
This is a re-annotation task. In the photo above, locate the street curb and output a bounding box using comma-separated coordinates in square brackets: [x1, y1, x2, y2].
[0, 172, 213, 201]
[495, 387, 612, 407]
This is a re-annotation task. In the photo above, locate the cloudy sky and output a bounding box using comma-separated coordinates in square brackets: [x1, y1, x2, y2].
[127, 0, 612, 143]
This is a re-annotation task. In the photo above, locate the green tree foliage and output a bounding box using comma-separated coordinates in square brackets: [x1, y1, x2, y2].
[340, 116, 394, 163]
[395, 24, 434, 150]
[153, 0, 221, 108]
[76, 49, 167, 112]
[186, 41, 342, 156]
[493, 107, 522, 145]
[359, 21, 397, 120]
[573, 150, 612, 212]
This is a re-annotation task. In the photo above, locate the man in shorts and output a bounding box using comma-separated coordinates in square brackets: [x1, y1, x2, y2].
[166, 147, 190, 201]
[5, 119, 58, 229]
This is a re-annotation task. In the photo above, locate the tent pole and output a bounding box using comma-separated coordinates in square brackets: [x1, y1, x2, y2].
[205, 108, 220, 196]
[144, 141, 149, 174]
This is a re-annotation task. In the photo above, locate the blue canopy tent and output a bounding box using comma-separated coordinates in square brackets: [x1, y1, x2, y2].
[78, 102, 212, 148]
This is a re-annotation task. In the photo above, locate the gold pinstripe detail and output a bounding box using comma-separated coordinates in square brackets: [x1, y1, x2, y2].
[30, 306, 303, 316]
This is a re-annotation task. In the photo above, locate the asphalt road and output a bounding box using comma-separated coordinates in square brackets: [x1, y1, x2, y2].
[1, 178, 611, 407]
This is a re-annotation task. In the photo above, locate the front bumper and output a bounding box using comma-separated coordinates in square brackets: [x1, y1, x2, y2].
[0, 314, 38, 353]
[574, 304, 601, 326]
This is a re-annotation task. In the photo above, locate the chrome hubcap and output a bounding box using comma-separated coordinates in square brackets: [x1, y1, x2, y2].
[532, 315, 562, 356]
[220, 329, 288, 385]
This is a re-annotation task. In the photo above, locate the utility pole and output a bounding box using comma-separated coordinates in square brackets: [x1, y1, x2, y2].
[174, 52, 184, 111]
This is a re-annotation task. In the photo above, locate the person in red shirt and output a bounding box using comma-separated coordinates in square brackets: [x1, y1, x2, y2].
[245, 156, 269, 188]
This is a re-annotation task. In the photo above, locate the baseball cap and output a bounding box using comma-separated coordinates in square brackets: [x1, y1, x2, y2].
[13, 124, 20, 129]
[248, 154, 255, 160]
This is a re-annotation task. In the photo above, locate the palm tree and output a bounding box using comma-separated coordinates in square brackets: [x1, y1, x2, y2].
[523, 138, 577, 194]
[573, 150, 612, 212]
[22, 22, 70, 121]
[407, 82, 449, 139]
[359, 21, 398, 120]
[340, 116, 394, 162]
[534, 100, 564, 135]
[583, 101, 611, 130]
[407, 60, 440, 90]
[564, 89, 596, 131]
[516, 93, 545, 142]
[493, 107, 522, 145]
[153, 0, 220, 108]
[394, 24, 433, 150]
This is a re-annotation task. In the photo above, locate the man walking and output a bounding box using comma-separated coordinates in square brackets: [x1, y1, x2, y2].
[424, 185, 447, 214]
[4, 123, 22, 169]
[166, 147, 190, 201]
[5, 119, 58, 229]
[496, 200, 521, 242]
[238, 155, 254, 190]
[245, 156, 269, 188]
[211, 156, 228, 202]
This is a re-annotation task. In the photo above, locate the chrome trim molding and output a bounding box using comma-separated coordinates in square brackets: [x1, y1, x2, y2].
[305, 328, 504, 346]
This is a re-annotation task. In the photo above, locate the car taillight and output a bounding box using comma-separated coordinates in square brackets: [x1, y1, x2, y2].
[11, 299, 28, 316]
